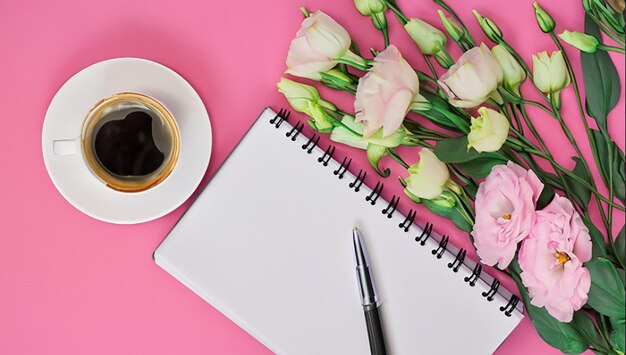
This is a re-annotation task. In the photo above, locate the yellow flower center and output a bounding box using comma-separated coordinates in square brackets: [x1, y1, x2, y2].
[555, 251, 571, 266]
[502, 214, 511, 220]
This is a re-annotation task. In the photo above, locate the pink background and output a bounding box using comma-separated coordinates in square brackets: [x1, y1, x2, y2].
[1, 0, 623, 354]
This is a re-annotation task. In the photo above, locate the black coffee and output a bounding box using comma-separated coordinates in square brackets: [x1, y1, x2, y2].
[94, 111, 164, 176]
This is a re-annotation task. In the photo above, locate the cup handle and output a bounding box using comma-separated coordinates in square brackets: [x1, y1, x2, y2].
[52, 138, 80, 156]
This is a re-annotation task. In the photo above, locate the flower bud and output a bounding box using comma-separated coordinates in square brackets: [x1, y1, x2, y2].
[404, 18, 448, 55]
[277, 78, 335, 131]
[473, 10, 503, 43]
[354, 0, 386, 16]
[438, 10, 464, 42]
[558, 30, 599, 53]
[370, 11, 387, 31]
[467, 107, 510, 153]
[533, 2, 555, 33]
[532, 51, 570, 94]
[491, 44, 526, 94]
[404, 148, 451, 200]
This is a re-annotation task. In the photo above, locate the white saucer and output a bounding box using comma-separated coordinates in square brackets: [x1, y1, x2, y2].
[42, 58, 212, 224]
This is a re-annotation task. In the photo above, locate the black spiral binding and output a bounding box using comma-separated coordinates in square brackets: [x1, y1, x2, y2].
[500, 295, 520, 317]
[415, 222, 433, 245]
[399, 209, 417, 232]
[333, 157, 351, 179]
[464, 263, 482, 286]
[366, 181, 383, 205]
[349, 169, 367, 192]
[482, 279, 500, 301]
[286, 121, 304, 141]
[302, 134, 320, 154]
[382, 195, 399, 218]
[432, 235, 449, 259]
[273, 108, 518, 317]
[318, 145, 335, 166]
[448, 249, 466, 272]
[270, 108, 290, 128]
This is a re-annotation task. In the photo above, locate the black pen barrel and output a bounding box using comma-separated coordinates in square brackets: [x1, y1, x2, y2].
[364, 304, 387, 355]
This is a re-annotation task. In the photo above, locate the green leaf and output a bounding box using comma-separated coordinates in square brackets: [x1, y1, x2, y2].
[433, 136, 478, 163]
[509, 261, 589, 354]
[432, 136, 508, 168]
[464, 182, 478, 200]
[611, 321, 625, 353]
[571, 312, 610, 353]
[586, 258, 626, 319]
[582, 14, 621, 132]
[587, 221, 608, 259]
[617, 226, 626, 267]
[366, 145, 391, 177]
[591, 130, 625, 202]
[563, 157, 592, 208]
[537, 187, 556, 210]
[457, 156, 508, 179]
[422, 197, 473, 232]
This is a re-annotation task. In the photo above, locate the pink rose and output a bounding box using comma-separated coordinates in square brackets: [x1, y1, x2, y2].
[438, 43, 504, 108]
[519, 195, 592, 322]
[354, 45, 427, 137]
[471, 162, 544, 269]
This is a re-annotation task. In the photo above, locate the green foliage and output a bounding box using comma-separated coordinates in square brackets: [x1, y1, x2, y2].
[432, 136, 507, 179]
[587, 222, 609, 259]
[591, 129, 626, 202]
[536, 187, 556, 210]
[457, 156, 508, 179]
[571, 312, 610, 353]
[563, 157, 592, 208]
[586, 258, 626, 319]
[582, 15, 621, 133]
[611, 320, 625, 353]
[616, 226, 626, 265]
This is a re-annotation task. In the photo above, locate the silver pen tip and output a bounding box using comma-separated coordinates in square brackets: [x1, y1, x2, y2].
[353, 226, 359, 232]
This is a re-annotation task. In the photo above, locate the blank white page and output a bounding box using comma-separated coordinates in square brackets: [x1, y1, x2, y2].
[154, 108, 523, 354]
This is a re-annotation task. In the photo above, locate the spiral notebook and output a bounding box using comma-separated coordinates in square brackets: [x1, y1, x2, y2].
[154, 107, 524, 354]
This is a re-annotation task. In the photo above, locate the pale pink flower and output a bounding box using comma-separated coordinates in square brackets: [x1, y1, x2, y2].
[519, 195, 592, 322]
[286, 11, 352, 80]
[354, 45, 427, 137]
[439, 43, 503, 108]
[471, 162, 544, 269]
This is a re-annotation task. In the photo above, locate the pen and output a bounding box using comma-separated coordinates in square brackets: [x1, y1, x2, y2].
[352, 226, 387, 355]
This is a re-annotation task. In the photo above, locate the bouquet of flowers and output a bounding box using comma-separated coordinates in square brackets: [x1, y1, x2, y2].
[277, 0, 625, 353]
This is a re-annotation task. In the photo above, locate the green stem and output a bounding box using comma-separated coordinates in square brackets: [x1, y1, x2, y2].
[597, 44, 626, 53]
[514, 104, 587, 213]
[335, 57, 370, 71]
[382, 0, 408, 25]
[507, 102, 524, 135]
[381, 26, 390, 48]
[519, 99, 558, 118]
[422, 55, 448, 99]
